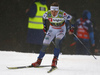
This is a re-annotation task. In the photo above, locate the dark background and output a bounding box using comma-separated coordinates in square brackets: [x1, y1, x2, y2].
[0, 0, 100, 54]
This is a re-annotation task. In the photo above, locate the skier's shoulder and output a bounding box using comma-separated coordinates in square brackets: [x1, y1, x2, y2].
[59, 10, 67, 15]
[43, 10, 51, 19]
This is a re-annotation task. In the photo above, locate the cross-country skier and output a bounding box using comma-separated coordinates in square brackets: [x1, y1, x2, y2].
[31, 2, 72, 68]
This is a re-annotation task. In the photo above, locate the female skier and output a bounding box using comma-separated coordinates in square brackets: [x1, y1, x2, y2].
[31, 2, 72, 68]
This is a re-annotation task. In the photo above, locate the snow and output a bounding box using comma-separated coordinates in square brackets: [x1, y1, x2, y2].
[0, 51, 100, 75]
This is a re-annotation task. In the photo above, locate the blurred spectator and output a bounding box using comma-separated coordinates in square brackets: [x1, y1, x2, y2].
[71, 10, 95, 55]
[26, 0, 48, 53]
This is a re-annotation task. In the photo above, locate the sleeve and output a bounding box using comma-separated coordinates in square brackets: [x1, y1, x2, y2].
[87, 20, 94, 32]
[89, 32, 95, 45]
[64, 12, 72, 32]
[67, 14, 72, 20]
[63, 12, 72, 20]
[42, 12, 48, 33]
[26, 3, 37, 17]
[65, 20, 70, 32]
[86, 20, 95, 45]
[43, 12, 48, 19]
[43, 12, 48, 27]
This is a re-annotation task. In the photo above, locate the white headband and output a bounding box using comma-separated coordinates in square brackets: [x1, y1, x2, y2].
[50, 6, 59, 11]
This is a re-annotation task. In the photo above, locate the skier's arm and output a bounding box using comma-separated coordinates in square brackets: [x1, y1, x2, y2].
[43, 19, 48, 33]
[63, 12, 73, 34]
[43, 12, 48, 33]
[89, 32, 95, 45]
[87, 21, 95, 46]
[65, 20, 70, 33]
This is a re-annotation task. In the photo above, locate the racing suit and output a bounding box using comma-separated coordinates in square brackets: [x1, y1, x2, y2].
[38, 10, 72, 59]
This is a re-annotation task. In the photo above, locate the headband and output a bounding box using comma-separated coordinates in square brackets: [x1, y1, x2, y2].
[50, 6, 59, 11]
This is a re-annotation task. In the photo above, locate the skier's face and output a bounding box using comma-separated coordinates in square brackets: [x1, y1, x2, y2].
[51, 10, 58, 17]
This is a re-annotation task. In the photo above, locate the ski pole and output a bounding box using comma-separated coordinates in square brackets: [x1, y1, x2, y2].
[51, 41, 55, 45]
[73, 33, 97, 60]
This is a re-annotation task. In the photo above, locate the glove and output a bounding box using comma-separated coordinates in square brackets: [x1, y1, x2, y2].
[43, 26, 47, 33]
[69, 28, 74, 33]
[69, 24, 75, 33]
[69, 28, 74, 35]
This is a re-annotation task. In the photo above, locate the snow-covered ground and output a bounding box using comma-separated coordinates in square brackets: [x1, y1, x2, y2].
[0, 51, 100, 75]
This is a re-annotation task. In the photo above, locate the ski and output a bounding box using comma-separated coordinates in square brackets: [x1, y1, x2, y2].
[47, 67, 57, 73]
[7, 65, 51, 69]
